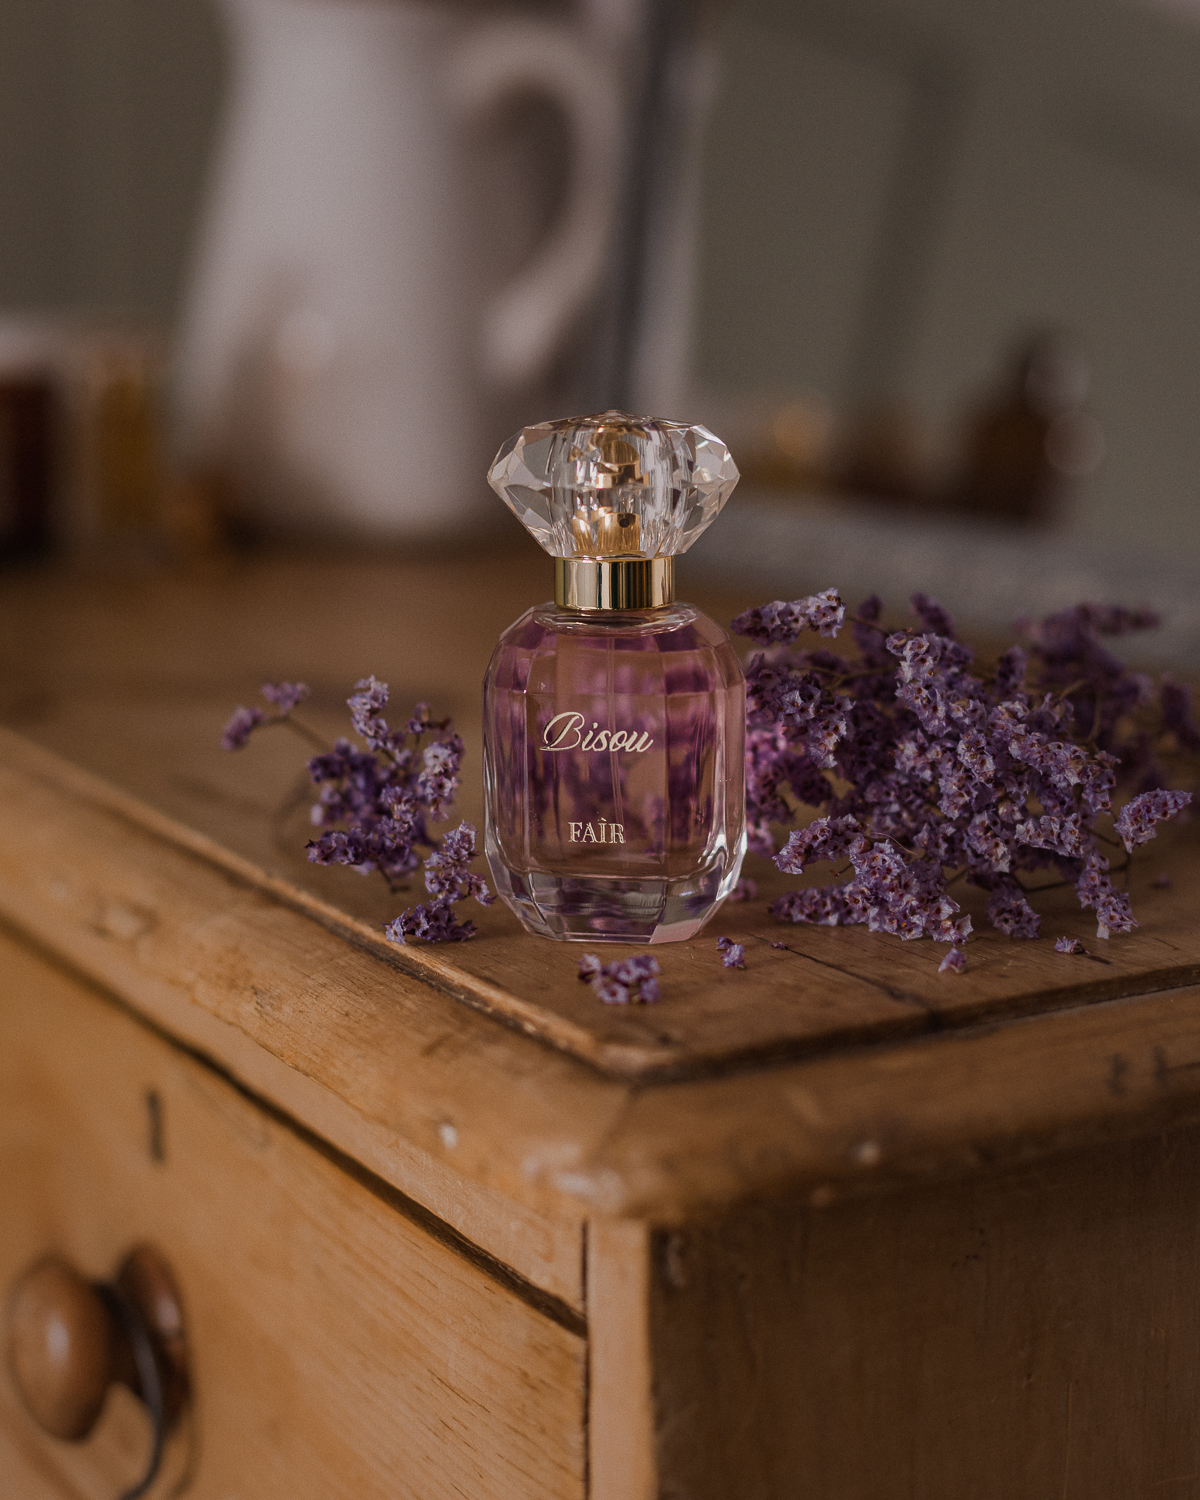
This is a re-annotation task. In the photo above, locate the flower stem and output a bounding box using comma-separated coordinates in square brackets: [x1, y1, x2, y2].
[255, 715, 331, 753]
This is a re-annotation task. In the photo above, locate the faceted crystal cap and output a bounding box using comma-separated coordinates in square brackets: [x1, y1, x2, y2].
[488, 410, 739, 559]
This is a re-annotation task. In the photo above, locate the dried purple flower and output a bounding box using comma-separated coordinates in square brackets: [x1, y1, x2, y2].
[386, 901, 477, 945]
[593, 977, 632, 1005]
[985, 882, 1041, 940]
[775, 815, 864, 875]
[261, 681, 311, 713]
[224, 674, 488, 943]
[1114, 789, 1193, 852]
[717, 937, 746, 969]
[938, 948, 967, 974]
[386, 822, 494, 943]
[305, 680, 469, 895]
[220, 704, 265, 751]
[993, 646, 1027, 698]
[577, 952, 661, 1004]
[911, 592, 955, 638]
[347, 674, 390, 742]
[1075, 851, 1137, 938]
[223, 680, 315, 751]
[417, 735, 465, 818]
[421, 822, 493, 905]
[731, 588, 845, 644]
[739, 587, 1194, 960]
[407, 702, 450, 737]
[1055, 937, 1085, 954]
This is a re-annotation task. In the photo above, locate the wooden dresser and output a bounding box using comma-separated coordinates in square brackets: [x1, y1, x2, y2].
[3, 550, 1200, 1499]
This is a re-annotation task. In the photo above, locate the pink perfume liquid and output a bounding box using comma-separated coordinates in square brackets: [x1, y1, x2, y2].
[483, 601, 746, 942]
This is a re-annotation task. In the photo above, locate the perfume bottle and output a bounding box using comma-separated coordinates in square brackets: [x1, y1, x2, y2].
[483, 410, 746, 943]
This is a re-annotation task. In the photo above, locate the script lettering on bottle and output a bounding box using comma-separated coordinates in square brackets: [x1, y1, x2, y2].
[542, 713, 654, 754]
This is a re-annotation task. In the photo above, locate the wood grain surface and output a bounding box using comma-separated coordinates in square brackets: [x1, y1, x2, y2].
[0, 931, 586, 1500]
[0, 1419, 77, 1499]
[0, 730, 612, 1270]
[1, 551, 1196, 1080]
[7, 550, 1200, 1497]
[586, 1220, 657, 1500]
[649, 1126, 1200, 1499]
[3, 552, 1200, 1229]
[7, 722, 1200, 1229]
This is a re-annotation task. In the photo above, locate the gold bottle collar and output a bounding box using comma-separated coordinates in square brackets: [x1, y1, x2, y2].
[554, 557, 675, 610]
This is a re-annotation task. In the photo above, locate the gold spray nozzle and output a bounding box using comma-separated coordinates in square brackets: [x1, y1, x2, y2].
[596, 510, 642, 554]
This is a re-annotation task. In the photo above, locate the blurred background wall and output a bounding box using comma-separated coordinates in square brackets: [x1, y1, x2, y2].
[695, 0, 1200, 559]
[2, 0, 1200, 557]
[0, 0, 223, 323]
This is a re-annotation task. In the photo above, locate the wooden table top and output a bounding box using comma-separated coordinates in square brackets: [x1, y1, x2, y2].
[3, 547, 1200, 1226]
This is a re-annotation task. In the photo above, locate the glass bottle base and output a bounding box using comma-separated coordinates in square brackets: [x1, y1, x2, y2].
[487, 847, 745, 944]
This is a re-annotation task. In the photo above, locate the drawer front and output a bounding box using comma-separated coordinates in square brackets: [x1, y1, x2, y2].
[0, 931, 586, 1500]
[0, 1421, 75, 1499]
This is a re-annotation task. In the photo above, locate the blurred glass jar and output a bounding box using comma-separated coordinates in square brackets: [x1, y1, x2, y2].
[0, 318, 168, 564]
[0, 323, 58, 562]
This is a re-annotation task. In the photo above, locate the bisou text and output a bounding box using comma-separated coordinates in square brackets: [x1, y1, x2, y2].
[541, 712, 654, 753]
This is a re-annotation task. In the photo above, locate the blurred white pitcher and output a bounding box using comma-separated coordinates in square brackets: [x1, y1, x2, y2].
[176, 0, 621, 539]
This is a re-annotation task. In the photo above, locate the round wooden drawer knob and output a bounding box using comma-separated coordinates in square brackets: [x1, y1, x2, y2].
[6, 1257, 114, 1440]
[5, 1246, 188, 1499]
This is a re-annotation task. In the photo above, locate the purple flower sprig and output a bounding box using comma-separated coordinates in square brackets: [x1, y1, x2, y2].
[222, 676, 492, 942]
[385, 822, 494, 944]
[733, 590, 1195, 970]
[578, 953, 661, 1005]
[221, 681, 316, 751]
[731, 588, 846, 644]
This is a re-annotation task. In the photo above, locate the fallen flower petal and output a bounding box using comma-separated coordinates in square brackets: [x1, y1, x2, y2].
[577, 953, 661, 1004]
[594, 978, 631, 1005]
[717, 937, 746, 969]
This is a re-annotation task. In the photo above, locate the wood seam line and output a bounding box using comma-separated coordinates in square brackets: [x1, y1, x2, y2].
[587, 1220, 657, 1500]
[581, 1221, 591, 1500]
[0, 908, 588, 1342]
